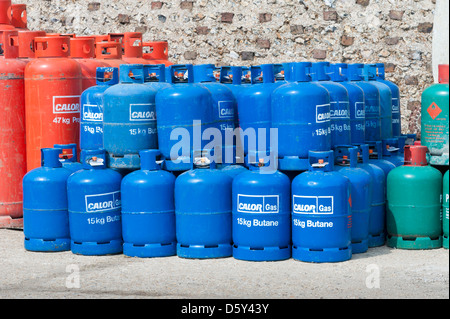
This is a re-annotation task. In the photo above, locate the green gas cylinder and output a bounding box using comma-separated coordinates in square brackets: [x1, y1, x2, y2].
[443, 170, 449, 249]
[386, 145, 443, 249]
[421, 64, 449, 166]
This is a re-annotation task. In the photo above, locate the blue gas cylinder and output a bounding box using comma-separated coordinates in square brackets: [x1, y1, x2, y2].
[330, 63, 366, 144]
[366, 141, 397, 180]
[23, 148, 72, 252]
[381, 137, 406, 167]
[219, 66, 250, 164]
[272, 62, 331, 171]
[232, 157, 291, 261]
[334, 145, 373, 253]
[143, 64, 171, 91]
[353, 143, 387, 247]
[363, 64, 393, 140]
[347, 63, 381, 143]
[291, 150, 352, 263]
[103, 64, 158, 169]
[80, 67, 119, 151]
[121, 149, 176, 257]
[232, 152, 291, 261]
[193, 64, 237, 164]
[53, 143, 83, 173]
[67, 149, 123, 255]
[175, 153, 233, 258]
[375, 63, 401, 137]
[156, 64, 214, 172]
[237, 64, 281, 159]
[311, 62, 351, 148]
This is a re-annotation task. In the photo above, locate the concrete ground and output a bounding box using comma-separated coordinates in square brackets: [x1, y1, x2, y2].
[0, 228, 448, 299]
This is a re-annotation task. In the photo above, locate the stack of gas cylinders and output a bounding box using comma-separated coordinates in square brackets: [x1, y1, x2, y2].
[2, 0, 449, 262]
[0, 0, 172, 229]
[18, 60, 450, 262]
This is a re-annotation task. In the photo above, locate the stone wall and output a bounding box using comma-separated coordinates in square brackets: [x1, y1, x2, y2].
[21, 0, 438, 136]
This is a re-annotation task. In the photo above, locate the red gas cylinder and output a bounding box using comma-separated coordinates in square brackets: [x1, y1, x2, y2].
[142, 41, 173, 66]
[0, 30, 27, 229]
[24, 36, 82, 171]
[95, 41, 127, 69]
[70, 37, 109, 91]
[16, 30, 46, 60]
[0, 0, 14, 30]
[10, 3, 27, 29]
[109, 32, 151, 64]
[9, 4, 46, 61]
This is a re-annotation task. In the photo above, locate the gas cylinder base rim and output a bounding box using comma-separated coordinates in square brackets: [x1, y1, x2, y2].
[351, 239, 369, 254]
[24, 237, 71, 252]
[277, 157, 309, 171]
[368, 233, 386, 247]
[70, 240, 123, 256]
[176, 243, 232, 259]
[443, 236, 449, 249]
[0, 216, 24, 229]
[232, 245, 291, 262]
[386, 235, 443, 250]
[123, 242, 177, 258]
[292, 246, 352, 263]
[106, 153, 141, 170]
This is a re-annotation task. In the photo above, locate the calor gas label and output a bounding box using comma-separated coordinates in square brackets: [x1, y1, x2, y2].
[53, 96, 81, 114]
[292, 195, 334, 214]
[85, 191, 121, 213]
[237, 194, 279, 213]
[129, 103, 156, 122]
[218, 101, 235, 119]
[392, 98, 399, 114]
[82, 104, 103, 121]
[316, 104, 331, 123]
[355, 102, 365, 119]
[330, 101, 350, 119]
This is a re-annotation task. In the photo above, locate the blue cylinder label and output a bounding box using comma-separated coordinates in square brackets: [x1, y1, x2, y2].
[82, 103, 103, 122]
[292, 195, 333, 214]
[391, 97, 400, 126]
[316, 104, 331, 123]
[354, 102, 365, 119]
[85, 213, 121, 226]
[365, 98, 379, 116]
[85, 191, 121, 213]
[391, 98, 399, 114]
[218, 101, 235, 119]
[330, 101, 350, 119]
[237, 194, 279, 213]
[129, 103, 156, 122]
[330, 101, 351, 136]
[81, 103, 103, 139]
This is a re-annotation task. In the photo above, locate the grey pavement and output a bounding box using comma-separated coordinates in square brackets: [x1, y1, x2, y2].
[0, 228, 448, 299]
